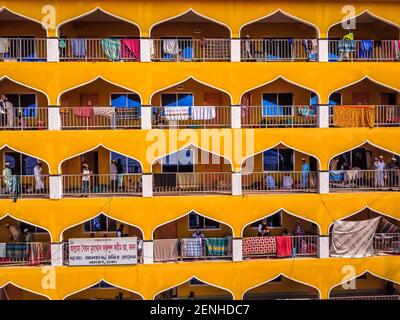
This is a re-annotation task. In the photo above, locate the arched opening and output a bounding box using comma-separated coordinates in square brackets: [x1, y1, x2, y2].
[242, 143, 319, 193]
[58, 78, 142, 129]
[65, 281, 143, 300]
[240, 11, 319, 62]
[330, 272, 400, 300]
[151, 78, 232, 128]
[58, 9, 140, 61]
[240, 77, 319, 128]
[0, 147, 50, 199]
[329, 142, 399, 192]
[0, 284, 48, 300]
[62, 214, 144, 265]
[329, 78, 399, 127]
[150, 10, 231, 62]
[155, 277, 232, 300]
[60, 146, 142, 197]
[152, 145, 232, 196]
[243, 275, 319, 300]
[328, 11, 400, 61]
[0, 9, 47, 61]
[0, 78, 48, 130]
[0, 216, 51, 266]
[242, 210, 319, 259]
[329, 208, 400, 257]
[153, 211, 233, 262]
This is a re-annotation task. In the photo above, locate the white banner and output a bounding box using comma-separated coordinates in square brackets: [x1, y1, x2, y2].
[68, 237, 138, 266]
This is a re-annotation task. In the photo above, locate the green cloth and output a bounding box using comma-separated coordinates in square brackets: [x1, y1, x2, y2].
[205, 237, 229, 256]
[101, 38, 121, 61]
[59, 39, 66, 49]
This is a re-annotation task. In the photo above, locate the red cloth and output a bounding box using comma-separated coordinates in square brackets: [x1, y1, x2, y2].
[276, 236, 293, 257]
[242, 237, 276, 256]
[73, 107, 94, 117]
[121, 39, 140, 60]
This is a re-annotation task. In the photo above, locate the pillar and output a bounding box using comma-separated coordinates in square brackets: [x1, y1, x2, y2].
[317, 104, 330, 128]
[140, 38, 151, 62]
[48, 106, 61, 130]
[51, 243, 64, 266]
[143, 240, 154, 264]
[142, 174, 153, 197]
[231, 105, 241, 129]
[141, 106, 152, 129]
[49, 175, 62, 199]
[318, 236, 330, 258]
[318, 39, 329, 62]
[232, 238, 243, 262]
[230, 39, 241, 62]
[46, 38, 60, 62]
[318, 171, 330, 194]
[232, 172, 242, 196]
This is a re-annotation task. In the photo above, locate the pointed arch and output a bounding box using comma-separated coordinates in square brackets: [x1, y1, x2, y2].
[0, 7, 49, 36]
[0, 76, 50, 105]
[0, 213, 52, 241]
[0, 281, 51, 300]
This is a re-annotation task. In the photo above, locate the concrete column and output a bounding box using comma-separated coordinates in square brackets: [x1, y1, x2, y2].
[143, 240, 154, 264]
[319, 171, 330, 194]
[318, 39, 329, 62]
[317, 104, 330, 128]
[230, 39, 241, 62]
[46, 38, 60, 62]
[49, 175, 62, 199]
[232, 238, 243, 262]
[140, 38, 151, 62]
[318, 236, 330, 258]
[48, 106, 61, 130]
[232, 172, 242, 196]
[142, 174, 153, 197]
[231, 105, 241, 129]
[51, 243, 63, 266]
[141, 106, 152, 129]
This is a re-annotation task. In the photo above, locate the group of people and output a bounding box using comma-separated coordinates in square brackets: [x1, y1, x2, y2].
[373, 156, 399, 188]
[4, 223, 33, 242]
[257, 220, 318, 237]
[2, 161, 45, 195]
[0, 94, 15, 128]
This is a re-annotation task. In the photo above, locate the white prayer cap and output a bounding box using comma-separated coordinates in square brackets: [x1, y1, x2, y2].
[379, 155, 384, 159]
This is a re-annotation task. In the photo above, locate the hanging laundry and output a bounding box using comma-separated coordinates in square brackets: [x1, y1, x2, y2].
[392, 40, 400, 60]
[191, 106, 216, 120]
[359, 40, 373, 59]
[0, 38, 9, 53]
[73, 106, 95, 117]
[120, 39, 140, 60]
[180, 238, 203, 257]
[205, 237, 229, 256]
[297, 105, 316, 116]
[70, 38, 86, 57]
[0, 243, 6, 258]
[164, 106, 190, 121]
[153, 239, 178, 262]
[242, 237, 277, 256]
[93, 107, 115, 117]
[275, 236, 293, 257]
[333, 105, 376, 128]
[101, 38, 121, 61]
[163, 39, 179, 55]
[28, 242, 44, 266]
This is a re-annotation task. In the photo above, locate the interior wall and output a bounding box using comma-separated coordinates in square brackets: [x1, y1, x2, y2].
[241, 22, 317, 38]
[176, 281, 232, 299]
[0, 80, 48, 107]
[151, 22, 230, 39]
[329, 21, 400, 39]
[0, 216, 50, 242]
[0, 20, 46, 37]
[63, 222, 142, 240]
[60, 21, 140, 37]
[66, 287, 142, 300]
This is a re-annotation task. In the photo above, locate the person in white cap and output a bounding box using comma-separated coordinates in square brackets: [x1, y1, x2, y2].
[374, 155, 386, 188]
[387, 157, 399, 189]
[34, 161, 44, 193]
[2, 162, 13, 194]
[22, 228, 33, 242]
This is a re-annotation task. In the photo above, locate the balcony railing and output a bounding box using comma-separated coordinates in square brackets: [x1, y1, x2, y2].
[0, 175, 49, 198]
[60, 107, 141, 130]
[153, 237, 232, 262]
[330, 295, 400, 300]
[328, 40, 399, 61]
[241, 39, 318, 61]
[0, 38, 47, 61]
[0, 107, 48, 130]
[241, 105, 317, 128]
[152, 106, 231, 128]
[242, 172, 318, 193]
[242, 235, 319, 259]
[153, 172, 232, 195]
[373, 233, 400, 254]
[62, 174, 142, 197]
[59, 38, 140, 61]
[151, 39, 230, 61]
[329, 169, 400, 191]
[0, 242, 51, 266]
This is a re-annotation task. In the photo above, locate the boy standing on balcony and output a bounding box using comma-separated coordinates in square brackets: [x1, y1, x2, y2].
[81, 162, 92, 197]
[0, 95, 14, 128]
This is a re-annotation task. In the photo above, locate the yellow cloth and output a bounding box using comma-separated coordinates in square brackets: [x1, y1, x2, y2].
[333, 105, 376, 128]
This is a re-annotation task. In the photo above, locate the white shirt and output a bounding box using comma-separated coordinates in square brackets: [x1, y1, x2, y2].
[110, 163, 117, 179]
[34, 165, 42, 177]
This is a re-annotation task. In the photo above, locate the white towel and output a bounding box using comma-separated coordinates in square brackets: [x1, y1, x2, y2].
[0, 38, 9, 54]
[163, 39, 179, 55]
[164, 106, 190, 121]
[0, 243, 6, 258]
[191, 106, 216, 120]
[93, 107, 115, 117]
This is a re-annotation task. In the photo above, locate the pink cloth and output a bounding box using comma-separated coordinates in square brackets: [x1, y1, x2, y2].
[121, 39, 140, 60]
[73, 107, 94, 117]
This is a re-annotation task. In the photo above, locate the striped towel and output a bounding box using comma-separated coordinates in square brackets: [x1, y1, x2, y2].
[377, 217, 400, 234]
[93, 107, 115, 117]
[205, 237, 229, 256]
[164, 106, 190, 121]
[181, 238, 203, 257]
[191, 106, 216, 120]
[0, 243, 6, 258]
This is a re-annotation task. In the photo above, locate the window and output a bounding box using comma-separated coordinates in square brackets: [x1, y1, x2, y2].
[188, 212, 220, 230]
[162, 149, 194, 173]
[262, 93, 293, 116]
[161, 93, 193, 107]
[4, 152, 40, 175]
[84, 214, 118, 232]
[263, 149, 294, 171]
[310, 93, 318, 106]
[6, 94, 37, 117]
[251, 212, 282, 228]
[111, 93, 141, 119]
[111, 152, 141, 173]
[329, 92, 342, 106]
[20, 222, 47, 233]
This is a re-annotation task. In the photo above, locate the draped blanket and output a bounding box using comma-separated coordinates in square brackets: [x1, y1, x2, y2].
[181, 238, 203, 257]
[205, 237, 229, 256]
[242, 237, 277, 256]
[276, 236, 293, 257]
[153, 239, 178, 262]
[377, 218, 400, 234]
[333, 105, 376, 128]
[330, 217, 381, 258]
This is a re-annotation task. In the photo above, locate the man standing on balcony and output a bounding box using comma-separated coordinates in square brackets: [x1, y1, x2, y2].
[33, 161, 44, 193]
[110, 160, 118, 192]
[0, 95, 14, 128]
[301, 158, 310, 189]
[374, 156, 386, 188]
[3, 162, 13, 194]
[387, 157, 399, 189]
[81, 162, 92, 197]
[116, 159, 124, 190]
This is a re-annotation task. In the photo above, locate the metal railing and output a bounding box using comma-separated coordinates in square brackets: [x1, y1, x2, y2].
[0, 38, 47, 61]
[62, 174, 142, 197]
[60, 107, 141, 130]
[59, 38, 140, 61]
[152, 106, 231, 128]
[0, 175, 49, 198]
[242, 235, 319, 259]
[328, 39, 400, 61]
[373, 233, 400, 254]
[329, 169, 400, 191]
[151, 39, 230, 61]
[0, 107, 48, 130]
[153, 237, 232, 262]
[241, 39, 317, 61]
[241, 105, 318, 128]
[153, 172, 232, 195]
[0, 242, 51, 266]
[242, 172, 318, 193]
[330, 295, 400, 300]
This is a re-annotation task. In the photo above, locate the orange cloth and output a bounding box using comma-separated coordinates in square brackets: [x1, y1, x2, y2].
[333, 105, 376, 128]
